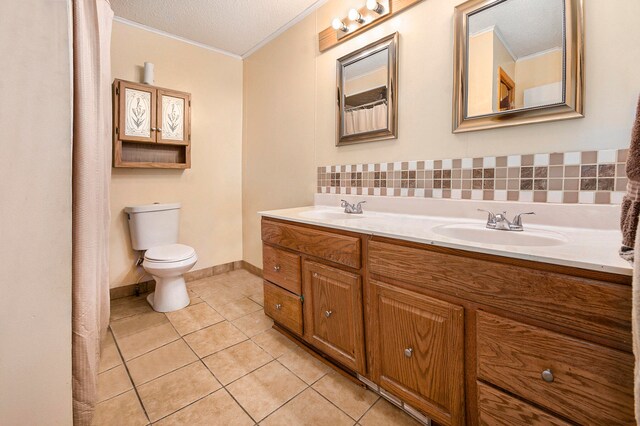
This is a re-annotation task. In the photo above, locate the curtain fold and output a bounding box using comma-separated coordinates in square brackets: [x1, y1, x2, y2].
[344, 110, 355, 135]
[72, 0, 113, 424]
[372, 103, 387, 130]
[344, 104, 388, 135]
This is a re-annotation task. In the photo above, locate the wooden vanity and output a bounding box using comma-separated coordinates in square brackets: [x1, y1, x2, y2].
[261, 216, 634, 425]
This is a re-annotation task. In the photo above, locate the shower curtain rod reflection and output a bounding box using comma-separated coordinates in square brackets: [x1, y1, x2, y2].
[344, 98, 387, 112]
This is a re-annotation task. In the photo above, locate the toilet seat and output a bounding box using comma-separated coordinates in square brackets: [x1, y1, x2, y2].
[145, 244, 195, 263]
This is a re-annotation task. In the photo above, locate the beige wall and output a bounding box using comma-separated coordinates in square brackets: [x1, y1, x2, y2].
[242, 13, 318, 268]
[514, 49, 563, 107]
[345, 66, 388, 96]
[242, 0, 640, 266]
[314, 0, 640, 166]
[467, 31, 494, 116]
[0, 0, 73, 424]
[110, 22, 243, 288]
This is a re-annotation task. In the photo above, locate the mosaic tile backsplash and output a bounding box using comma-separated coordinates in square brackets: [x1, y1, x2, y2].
[317, 149, 629, 204]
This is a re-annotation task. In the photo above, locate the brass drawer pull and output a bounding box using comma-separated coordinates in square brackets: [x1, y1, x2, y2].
[313, 272, 318, 278]
[275, 303, 282, 311]
[273, 265, 281, 272]
[404, 348, 413, 358]
[541, 369, 554, 383]
[325, 310, 333, 318]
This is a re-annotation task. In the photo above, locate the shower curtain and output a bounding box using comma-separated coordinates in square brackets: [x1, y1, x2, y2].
[344, 103, 388, 135]
[72, 0, 113, 424]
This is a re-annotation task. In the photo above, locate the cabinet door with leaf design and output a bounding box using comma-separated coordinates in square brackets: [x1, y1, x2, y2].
[117, 81, 156, 143]
[157, 89, 190, 145]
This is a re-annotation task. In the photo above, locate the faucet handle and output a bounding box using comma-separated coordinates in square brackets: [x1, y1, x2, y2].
[355, 201, 366, 213]
[477, 209, 496, 224]
[512, 212, 535, 226]
[340, 199, 350, 207]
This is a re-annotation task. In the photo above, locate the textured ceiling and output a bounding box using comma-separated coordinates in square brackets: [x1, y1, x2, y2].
[469, 0, 564, 59]
[344, 50, 388, 81]
[110, 0, 325, 57]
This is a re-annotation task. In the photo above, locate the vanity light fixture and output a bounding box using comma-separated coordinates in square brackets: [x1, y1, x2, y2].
[332, 18, 348, 32]
[320, 0, 415, 52]
[366, 0, 384, 14]
[348, 8, 365, 23]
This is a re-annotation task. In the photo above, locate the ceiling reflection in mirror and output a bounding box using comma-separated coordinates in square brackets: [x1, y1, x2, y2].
[465, 0, 565, 118]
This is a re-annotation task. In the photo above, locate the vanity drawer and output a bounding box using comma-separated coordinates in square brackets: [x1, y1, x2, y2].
[368, 239, 631, 349]
[476, 311, 634, 425]
[263, 244, 301, 294]
[477, 382, 569, 426]
[262, 218, 361, 269]
[263, 280, 303, 336]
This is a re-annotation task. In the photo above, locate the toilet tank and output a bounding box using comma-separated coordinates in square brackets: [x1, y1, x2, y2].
[124, 203, 181, 250]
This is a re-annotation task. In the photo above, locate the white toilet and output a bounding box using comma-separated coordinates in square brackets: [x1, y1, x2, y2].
[124, 203, 197, 312]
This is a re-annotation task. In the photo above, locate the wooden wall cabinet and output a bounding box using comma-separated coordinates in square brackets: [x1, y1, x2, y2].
[261, 217, 634, 425]
[112, 79, 191, 169]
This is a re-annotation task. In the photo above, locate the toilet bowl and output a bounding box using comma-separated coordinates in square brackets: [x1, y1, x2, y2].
[143, 243, 197, 312]
[124, 202, 197, 313]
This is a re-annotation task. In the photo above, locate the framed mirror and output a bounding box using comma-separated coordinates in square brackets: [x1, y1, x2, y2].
[336, 32, 398, 146]
[453, 0, 584, 133]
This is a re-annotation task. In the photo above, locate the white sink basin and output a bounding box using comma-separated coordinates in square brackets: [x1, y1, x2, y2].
[298, 210, 365, 221]
[432, 223, 567, 247]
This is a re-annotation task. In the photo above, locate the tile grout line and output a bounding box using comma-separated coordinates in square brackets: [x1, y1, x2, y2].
[356, 395, 382, 423]
[145, 357, 249, 425]
[219, 382, 262, 425]
[111, 270, 378, 424]
[309, 373, 379, 423]
[122, 335, 182, 364]
[107, 324, 152, 424]
[108, 271, 266, 423]
[245, 361, 310, 424]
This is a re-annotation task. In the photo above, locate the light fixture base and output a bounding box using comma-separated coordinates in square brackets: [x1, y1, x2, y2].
[335, 0, 390, 40]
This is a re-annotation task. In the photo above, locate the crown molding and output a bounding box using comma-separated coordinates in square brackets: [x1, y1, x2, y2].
[241, 0, 328, 59]
[113, 16, 242, 60]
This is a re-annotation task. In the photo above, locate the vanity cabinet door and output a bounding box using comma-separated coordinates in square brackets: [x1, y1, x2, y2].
[302, 260, 365, 374]
[368, 279, 465, 426]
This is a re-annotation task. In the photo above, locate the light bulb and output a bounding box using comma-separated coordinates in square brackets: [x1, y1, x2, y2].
[348, 8, 363, 22]
[332, 18, 347, 31]
[366, 0, 384, 13]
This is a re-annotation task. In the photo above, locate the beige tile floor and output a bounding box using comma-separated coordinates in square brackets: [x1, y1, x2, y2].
[94, 269, 420, 425]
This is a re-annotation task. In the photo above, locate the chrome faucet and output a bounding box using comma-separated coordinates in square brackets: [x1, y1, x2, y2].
[341, 200, 366, 214]
[477, 209, 534, 231]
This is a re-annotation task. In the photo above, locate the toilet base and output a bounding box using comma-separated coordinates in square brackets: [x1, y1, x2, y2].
[146, 275, 190, 312]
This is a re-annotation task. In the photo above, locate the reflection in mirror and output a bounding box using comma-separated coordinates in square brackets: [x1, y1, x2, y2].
[453, 0, 583, 133]
[343, 49, 388, 135]
[467, 0, 564, 117]
[337, 32, 398, 146]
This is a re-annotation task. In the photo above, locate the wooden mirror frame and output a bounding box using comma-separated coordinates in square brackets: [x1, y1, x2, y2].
[452, 0, 584, 133]
[336, 32, 399, 146]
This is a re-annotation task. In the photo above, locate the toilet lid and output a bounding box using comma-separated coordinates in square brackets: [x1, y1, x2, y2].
[145, 244, 196, 262]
